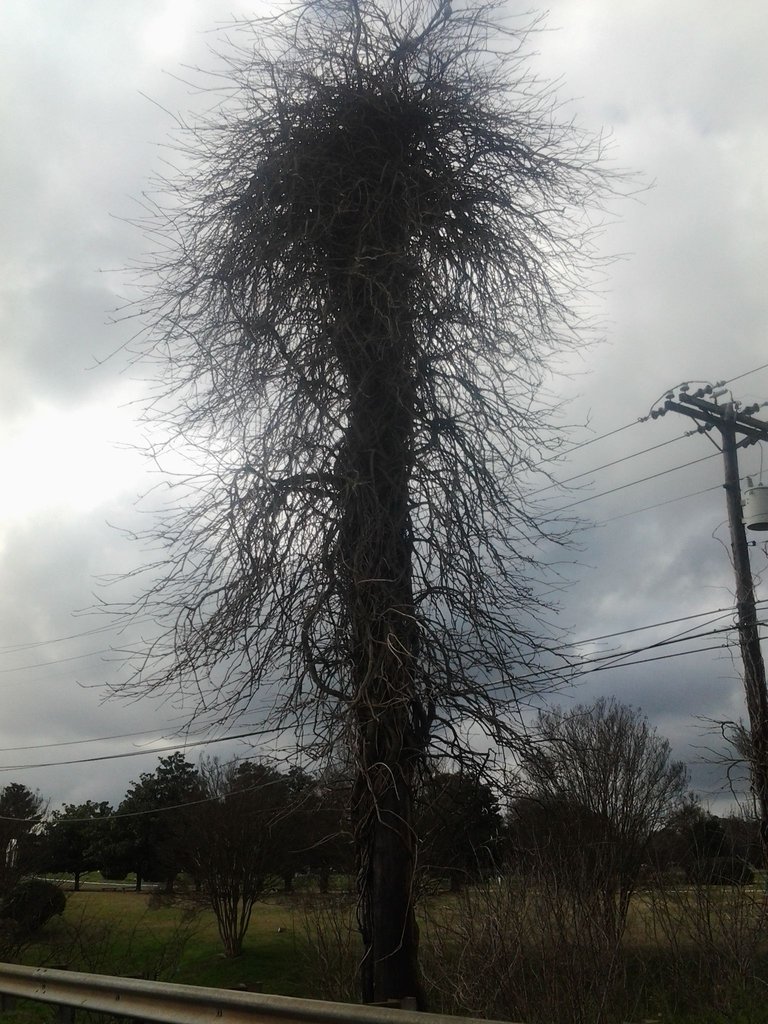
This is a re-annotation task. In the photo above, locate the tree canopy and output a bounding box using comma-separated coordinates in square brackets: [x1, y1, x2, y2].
[43, 801, 112, 892]
[0, 783, 45, 894]
[105, 753, 203, 893]
[116, 0, 611, 1002]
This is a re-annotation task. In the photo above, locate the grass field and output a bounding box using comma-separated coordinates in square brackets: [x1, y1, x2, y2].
[3, 879, 768, 1023]
[20, 889, 314, 995]
[0, 887, 326, 1024]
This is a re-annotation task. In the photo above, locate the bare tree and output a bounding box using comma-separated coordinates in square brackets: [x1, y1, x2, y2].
[191, 759, 289, 958]
[118, 0, 611, 1003]
[513, 698, 688, 941]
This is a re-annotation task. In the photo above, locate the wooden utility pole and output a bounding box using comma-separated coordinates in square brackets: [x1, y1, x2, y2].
[651, 387, 768, 860]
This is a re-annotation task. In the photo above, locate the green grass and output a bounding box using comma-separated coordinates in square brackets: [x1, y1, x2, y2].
[16, 891, 315, 998]
[6, 883, 768, 1023]
[0, 892, 319, 1024]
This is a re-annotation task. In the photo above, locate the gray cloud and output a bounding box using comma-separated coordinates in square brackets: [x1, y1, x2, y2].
[0, 1, 766, 814]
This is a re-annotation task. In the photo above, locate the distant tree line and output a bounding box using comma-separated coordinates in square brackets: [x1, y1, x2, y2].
[0, 753, 503, 956]
[0, 700, 761, 958]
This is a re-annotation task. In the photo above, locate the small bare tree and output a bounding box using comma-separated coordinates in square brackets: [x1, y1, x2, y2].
[117, 0, 611, 1003]
[190, 759, 289, 958]
[513, 698, 688, 942]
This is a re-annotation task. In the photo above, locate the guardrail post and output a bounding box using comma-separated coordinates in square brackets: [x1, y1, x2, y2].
[55, 1004, 75, 1024]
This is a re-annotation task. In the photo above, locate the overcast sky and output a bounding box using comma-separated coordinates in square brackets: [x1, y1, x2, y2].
[1, 1, 767, 814]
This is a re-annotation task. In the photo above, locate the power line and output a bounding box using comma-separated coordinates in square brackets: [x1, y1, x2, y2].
[1, 604, 757, 758]
[580, 641, 737, 676]
[486, 622, 751, 695]
[575, 466, 754, 528]
[552, 449, 722, 514]
[0, 650, 115, 674]
[540, 359, 768, 471]
[552, 623, 744, 676]
[597, 483, 723, 525]
[0, 729, 198, 754]
[1, 769, 297, 825]
[0, 621, 150, 655]
[0, 398, 762, 666]
[551, 602, 763, 652]
[0, 727, 278, 774]
[534, 418, 641, 467]
[724, 361, 768, 387]
[8, 630, 737, 773]
[530, 432, 689, 498]
[537, 364, 768, 510]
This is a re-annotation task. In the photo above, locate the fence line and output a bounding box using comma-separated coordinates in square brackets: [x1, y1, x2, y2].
[0, 963, 512, 1024]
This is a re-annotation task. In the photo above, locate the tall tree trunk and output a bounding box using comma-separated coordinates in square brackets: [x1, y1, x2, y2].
[321, 112, 431, 1004]
[354, 729, 422, 1006]
[337, 309, 426, 1006]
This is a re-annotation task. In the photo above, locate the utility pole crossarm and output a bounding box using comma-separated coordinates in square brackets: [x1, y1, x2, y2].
[660, 399, 723, 431]
[658, 394, 768, 445]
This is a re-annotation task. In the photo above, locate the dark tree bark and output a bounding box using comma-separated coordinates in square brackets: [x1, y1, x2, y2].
[329, 165, 425, 1001]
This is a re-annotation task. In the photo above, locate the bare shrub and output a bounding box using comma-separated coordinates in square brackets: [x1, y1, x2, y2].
[42, 900, 201, 981]
[513, 699, 688, 947]
[421, 872, 628, 1024]
[0, 918, 31, 965]
[643, 868, 768, 1016]
[298, 894, 359, 1003]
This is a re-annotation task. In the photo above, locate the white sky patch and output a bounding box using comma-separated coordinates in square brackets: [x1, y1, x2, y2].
[0, 392, 144, 524]
[141, 1, 200, 61]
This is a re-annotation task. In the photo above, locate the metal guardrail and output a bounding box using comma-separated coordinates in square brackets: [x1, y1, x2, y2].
[0, 963, 511, 1024]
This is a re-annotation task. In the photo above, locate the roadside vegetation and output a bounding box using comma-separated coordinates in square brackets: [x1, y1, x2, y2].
[1, 700, 766, 1022]
[3, 875, 768, 1024]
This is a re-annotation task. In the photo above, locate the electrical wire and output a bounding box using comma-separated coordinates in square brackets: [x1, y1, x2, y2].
[0, 727, 280, 774]
[529, 432, 689, 498]
[576, 641, 737, 676]
[485, 621, 754, 694]
[0, 621, 152, 655]
[596, 483, 724, 525]
[545, 602, 762, 653]
[0, 650, 115, 674]
[550, 623, 744, 676]
[0, 389, 762, 792]
[0, 626, 745, 817]
[10, 627, 739, 775]
[723, 361, 768, 387]
[0, 729, 200, 754]
[0, 603, 757, 759]
[1, 768, 298, 825]
[0, 394, 763, 662]
[551, 449, 722, 514]
[534, 418, 641, 466]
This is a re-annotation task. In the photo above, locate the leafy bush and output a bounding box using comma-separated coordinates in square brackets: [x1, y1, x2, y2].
[0, 879, 66, 934]
[687, 856, 755, 886]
